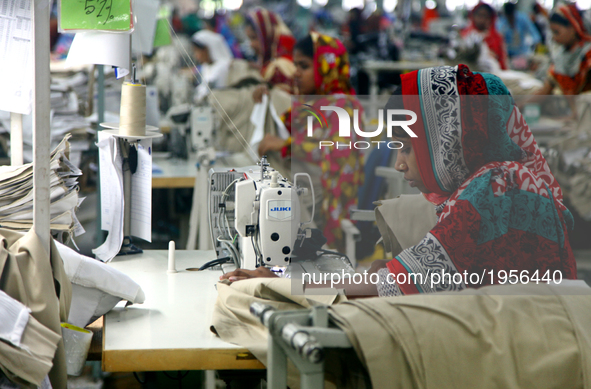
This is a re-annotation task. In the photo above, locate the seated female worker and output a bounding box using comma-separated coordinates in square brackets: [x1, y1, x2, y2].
[536, 3, 591, 96]
[245, 7, 296, 101]
[191, 29, 233, 102]
[257, 32, 364, 254]
[222, 64, 577, 298]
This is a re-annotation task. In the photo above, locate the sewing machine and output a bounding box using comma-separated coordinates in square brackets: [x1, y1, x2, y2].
[208, 157, 314, 271]
[191, 105, 215, 151]
[162, 103, 216, 160]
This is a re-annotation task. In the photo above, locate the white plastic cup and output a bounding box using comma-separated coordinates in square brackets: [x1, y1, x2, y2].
[61, 323, 93, 376]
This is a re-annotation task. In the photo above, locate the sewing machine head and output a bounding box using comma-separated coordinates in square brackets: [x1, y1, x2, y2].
[208, 157, 313, 271]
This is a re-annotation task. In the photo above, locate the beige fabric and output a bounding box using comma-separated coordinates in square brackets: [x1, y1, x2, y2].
[374, 194, 437, 256]
[226, 59, 264, 87]
[262, 57, 297, 82]
[212, 278, 342, 359]
[329, 283, 591, 389]
[209, 86, 291, 156]
[0, 313, 60, 388]
[0, 229, 71, 389]
[211, 278, 364, 388]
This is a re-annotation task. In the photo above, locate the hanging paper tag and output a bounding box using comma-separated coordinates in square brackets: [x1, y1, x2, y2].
[59, 0, 133, 32]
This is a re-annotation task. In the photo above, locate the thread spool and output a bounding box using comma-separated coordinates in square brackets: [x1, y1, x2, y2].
[119, 82, 147, 137]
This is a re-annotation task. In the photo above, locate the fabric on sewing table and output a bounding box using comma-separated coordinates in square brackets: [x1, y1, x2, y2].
[0, 228, 71, 389]
[56, 242, 145, 327]
[211, 278, 369, 388]
[329, 283, 591, 389]
[374, 194, 437, 257]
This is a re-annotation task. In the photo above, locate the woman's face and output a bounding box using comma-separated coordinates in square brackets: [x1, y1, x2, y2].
[193, 46, 211, 64]
[393, 138, 428, 193]
[294, 49, 316, 95]
[550, 22, 578, 47]
[245, 25, 262, 57]
[473, 7, 492, 31]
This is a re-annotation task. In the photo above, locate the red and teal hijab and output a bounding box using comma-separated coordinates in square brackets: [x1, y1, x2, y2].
[386, 64, 576, 295]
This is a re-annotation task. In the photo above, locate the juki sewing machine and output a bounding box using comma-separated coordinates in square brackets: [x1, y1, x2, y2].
[208, 156, 313, 271]
[208, 157, 357, 279]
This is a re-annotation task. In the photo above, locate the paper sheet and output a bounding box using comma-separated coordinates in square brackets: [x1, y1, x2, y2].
[130, 140, 152, 242]
[0, 289, 29, 348]
[131, 0, 159, 55]
[153, 17, 171, 47]
[145, 86, 159, 127]
[94, 132, 153, 260]
[66, 31, 130, 78]
[249, 94, 268, 147]
[0, 0, 33, 114]
[94, 131, 124, 262]
[270, 99, 290, 139]
[249, 94, 290, 147]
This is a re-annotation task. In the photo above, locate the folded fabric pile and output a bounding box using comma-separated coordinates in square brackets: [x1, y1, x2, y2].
[0, 134, 84, 239]
[0, 228, 71, 388]
[0, 228, 146, 388]
[330, 283, 591, 389]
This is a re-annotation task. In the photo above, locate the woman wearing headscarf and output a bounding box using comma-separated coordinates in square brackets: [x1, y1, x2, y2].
[245, 7, 296, 92]
[373, 64, 576, 296]
[191, 30, 234, 102]
[223, 64, 576, 297]
[461, 2, 509, 72]
[258, 32, 364, 254]
[536, 3, 591, 95]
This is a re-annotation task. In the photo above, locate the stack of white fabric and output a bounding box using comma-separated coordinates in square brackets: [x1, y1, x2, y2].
[57, 242, 146, 327]
[0, 134, 84, 238]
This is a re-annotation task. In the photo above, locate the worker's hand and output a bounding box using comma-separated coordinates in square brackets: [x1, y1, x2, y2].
[252, 84, 269, 103]
[368, 259, 389, 274]
[258, 134, 285, 156]
[219, 267, 279, 282]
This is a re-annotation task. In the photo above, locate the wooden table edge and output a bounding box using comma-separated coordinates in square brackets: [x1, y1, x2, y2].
[102, 347, 265, 372]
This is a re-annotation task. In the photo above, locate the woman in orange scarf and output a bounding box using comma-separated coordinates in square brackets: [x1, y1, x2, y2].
[537, 3, 591, 95]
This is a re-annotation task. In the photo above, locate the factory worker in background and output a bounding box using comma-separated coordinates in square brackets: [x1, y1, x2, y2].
[245, 7, 296, 102]
[537, 3, 591, 96]
[461, 2, 509, 73]
[497, 2, 541, 65]
[191, 29, 234, 103]
[257, 32, 364, 254]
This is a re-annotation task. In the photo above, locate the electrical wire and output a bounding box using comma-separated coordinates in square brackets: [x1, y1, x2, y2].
[214, 177, 244, 268]
[163, 370, 189, 389]
[133, 372, 146, 384]
[218, 237, 240, 268]
[198, 256, 233, 271]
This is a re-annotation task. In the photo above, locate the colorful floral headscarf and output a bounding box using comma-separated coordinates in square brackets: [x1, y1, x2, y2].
[282, 33, 362, 252]
[311, 32, 355, 95]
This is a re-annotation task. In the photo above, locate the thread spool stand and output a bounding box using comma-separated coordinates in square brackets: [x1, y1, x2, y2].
[102, 67, 163, 256]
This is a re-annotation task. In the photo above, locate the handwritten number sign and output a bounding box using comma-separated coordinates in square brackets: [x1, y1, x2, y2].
[60, 0, 132, 31]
